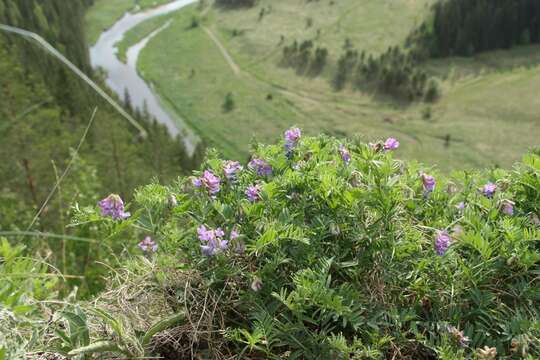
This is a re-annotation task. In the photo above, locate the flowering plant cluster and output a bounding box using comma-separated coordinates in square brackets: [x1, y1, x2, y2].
[81, 131, 539, 359]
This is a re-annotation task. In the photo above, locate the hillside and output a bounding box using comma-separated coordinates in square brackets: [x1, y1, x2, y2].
[0, 0, 197, 295]
[107, 0, 540, 171]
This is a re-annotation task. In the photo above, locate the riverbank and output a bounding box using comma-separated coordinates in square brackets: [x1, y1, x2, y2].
[89, 0, 198, 154]
[85, 0, 173, 45]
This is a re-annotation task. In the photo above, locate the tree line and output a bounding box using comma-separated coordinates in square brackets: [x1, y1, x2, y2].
[280, 38, 438, 102]
[410, 0, 540, 57]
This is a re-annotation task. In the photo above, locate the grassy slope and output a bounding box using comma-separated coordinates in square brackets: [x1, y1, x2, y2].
[85, 0, 172, 45]
[118, 0, 540, 170]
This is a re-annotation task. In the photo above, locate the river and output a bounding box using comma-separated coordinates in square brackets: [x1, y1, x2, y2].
[89, 0, 197, 153]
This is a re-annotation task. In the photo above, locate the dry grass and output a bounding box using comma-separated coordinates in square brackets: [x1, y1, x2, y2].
[89, 257, 242, 359]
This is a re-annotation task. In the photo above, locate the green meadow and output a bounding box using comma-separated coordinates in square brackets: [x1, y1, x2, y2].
[104, 0, 539, 171]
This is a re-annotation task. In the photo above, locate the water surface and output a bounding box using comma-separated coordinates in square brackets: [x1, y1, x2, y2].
[90, 0, 197, 152]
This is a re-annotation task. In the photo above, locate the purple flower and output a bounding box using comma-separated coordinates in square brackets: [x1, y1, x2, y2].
[138, 236, 158, 252]
[193, 170, 221, 195]
[200, 244, 215, 256]
[197, 225, 214, 242]
[434, 230, 451, 256]
[480, 182, 497, 198]
[218, 239, 229, 250]
[230, 229, 240, 240]
[383, 137, 400, 151]
[447, 325, 470, 348]
[251, 277, 263, 292]
[339, 145, 351, 163]
[215, 227, 225, 238]
[456, 201, 466, 210]
[223, 160, 243, 181]
[284, 127, 301, 151]
[421, 174, 436, 193]
[500, 200, 514, 216]
[197, 225, 228, 256]
[98, 194, 130, 220]
[246, 184, 262, 202]
[248, 158, 272, 176]
[192, 177, 202, 187]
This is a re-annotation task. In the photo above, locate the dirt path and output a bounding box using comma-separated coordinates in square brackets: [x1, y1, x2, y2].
[202, 26, 240, 76]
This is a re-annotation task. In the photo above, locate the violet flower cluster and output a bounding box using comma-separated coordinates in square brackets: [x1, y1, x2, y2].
[138, 236, 158, 252]
[421, 173, 436, 194]
[339, 145, 351, 163]
[447, 325, 470, 347]
[197, 225, 243, 256]
[284, 127, 301, 152]
[223, 160, 243, 181]
[246, 184, 262, 202]
[434, 230, 451, 256]
[248, 158, 272, 176]
[383, 137, 400, 151]
[193, 170, 221, 195]
[98, 194, 130, 220]
[480, 182, 497, 198]
[197, 225, 229, 256]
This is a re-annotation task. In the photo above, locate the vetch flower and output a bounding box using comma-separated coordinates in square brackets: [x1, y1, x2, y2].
[284, 127, 301, 151]
[138, 236, 158, 252]
[500, 199, 515, 216]
[193, 170, 221, 195]
[197, 225, 228, 256]
[456, 201, 466, 210]
[215, 227, 225, 238]
[98, 194, 130, 220]
[248, 158, 272, 176]
[383, 137, 400, 151]
[192, 177, 202, 187]
[434, 230, 451, 256]
[200, 244, 216, 257]
[421, 173, 436, 193]
[251, 277, 263, 292]
[480, 182, 497, 198]
[246, 184, 262, 202]
[447, 325, 470, 347]
[223, 160, 243, 181]
[339, 145, 351, 163]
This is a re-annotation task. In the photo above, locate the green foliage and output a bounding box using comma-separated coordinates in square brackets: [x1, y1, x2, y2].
[0, 0, 200, 296]
[223, 92, 235, 112]
[0, 239, 60, 358]
[45, 133, 539, 358]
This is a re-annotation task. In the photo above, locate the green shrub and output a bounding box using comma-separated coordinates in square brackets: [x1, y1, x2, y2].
[15, 133, 540, 358]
